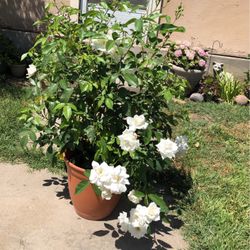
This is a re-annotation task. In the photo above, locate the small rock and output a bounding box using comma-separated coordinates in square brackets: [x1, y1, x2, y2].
[234, 95, 249, 105]
[189, 93, 204, 102]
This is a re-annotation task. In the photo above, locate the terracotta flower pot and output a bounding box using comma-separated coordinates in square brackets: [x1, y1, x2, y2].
[65, 157, 120, 220]
[172, 65, 205, 95]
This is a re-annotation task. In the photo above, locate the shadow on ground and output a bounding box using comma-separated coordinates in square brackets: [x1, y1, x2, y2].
[42, 164, 192, 249]
[42, 176, 72, 204]
[92, 218, 174, 250]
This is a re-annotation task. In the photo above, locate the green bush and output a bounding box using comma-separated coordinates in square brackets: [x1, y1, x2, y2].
[21, 1, 189, 238]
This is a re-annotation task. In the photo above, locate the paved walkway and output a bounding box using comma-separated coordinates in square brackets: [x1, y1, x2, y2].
[0, 162, 188, 250]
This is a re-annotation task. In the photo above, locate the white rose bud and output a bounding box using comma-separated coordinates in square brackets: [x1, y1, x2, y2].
[128, 190, 142, 204]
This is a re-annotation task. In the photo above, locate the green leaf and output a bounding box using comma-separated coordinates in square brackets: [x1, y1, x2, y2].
[21, 53, 28, 61]
[20, 135, 28, 148]
[63, 105, 72, 121]
[156, 23, 185, 34]
[134, 190, 145, 199]
[28, 131, 37, 142]
[79, 81, 93, 92]
[106, 40, 115, 51]
[97, 96, 105, 108]
[124, 18, 136, 27]
[142, 127, 152, 145]
[148, 194, 168, 213]
[59, 79, 68, 89]
[68, 103, 77, 111]
[105, 98, 113, 109]
[75, 180, 90, 194]
[53, 103, 65, 112]
[135, 19, 143, 32]
[92, 184, 102, 196]
[122, 70, 138, 86]
[162, 215, 170, 224]
[163, 89, 173, 101]
[155, 160, 162, 171]
[84, 169, 91, 178]
[60, 88, 73, 102]
[84, 125, 96, 143]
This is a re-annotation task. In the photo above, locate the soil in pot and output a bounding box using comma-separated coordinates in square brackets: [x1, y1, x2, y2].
[65, 150, 121, 220]
[10, 64, 27, 78]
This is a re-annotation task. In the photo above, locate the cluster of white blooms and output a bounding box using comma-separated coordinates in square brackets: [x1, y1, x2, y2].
[26, 64, 37, 78]
[118, 114, 188, 159]
[118, 202, 160, 239]
[89, 161, 129, 200]
[118, 115, 148, 152]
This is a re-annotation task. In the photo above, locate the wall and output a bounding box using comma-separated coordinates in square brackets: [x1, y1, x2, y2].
[162, 0, 249, 58]
[0, 0, 79, 52]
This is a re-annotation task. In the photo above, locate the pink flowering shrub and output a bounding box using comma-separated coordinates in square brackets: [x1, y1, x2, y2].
[168, 41, 209, 71]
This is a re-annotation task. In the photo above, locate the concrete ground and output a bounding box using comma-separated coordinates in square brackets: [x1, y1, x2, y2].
[0, 162, 188, 250]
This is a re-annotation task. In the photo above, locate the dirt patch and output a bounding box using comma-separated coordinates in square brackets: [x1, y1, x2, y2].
[189, 113, 213, 122]
[230, 122, 250, 141]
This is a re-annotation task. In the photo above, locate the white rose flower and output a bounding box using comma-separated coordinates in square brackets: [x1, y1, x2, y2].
[118, 212, 130, 232]
[128, 190, 142, 204]
[175, 135, 188, 156]
[89, 161, 111, 187]
[26, 64, 37, 78]
[156, 138, 178, 159]
[129, 206, 148, 239]
[89, 161, 130, 200]
[130, 205, 148, 226]
[146, 202, 161, 222]
[128, 223, 148, 239]
[118, 129, 140, 152]
[126, 114, 148, 131]
[103, 165, 130, 194]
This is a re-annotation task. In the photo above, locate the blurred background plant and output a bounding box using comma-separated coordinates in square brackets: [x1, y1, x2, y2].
[216, 71, 244, 103]
[244, 70, 250, 98]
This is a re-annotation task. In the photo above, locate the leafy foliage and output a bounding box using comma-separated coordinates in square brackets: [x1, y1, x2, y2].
[217, 71, 243, 103]
[21, 1, 186, 214]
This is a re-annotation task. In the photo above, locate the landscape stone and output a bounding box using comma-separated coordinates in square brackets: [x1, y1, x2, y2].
[189, 93, 204, 102]
[234, 95, 249, 105]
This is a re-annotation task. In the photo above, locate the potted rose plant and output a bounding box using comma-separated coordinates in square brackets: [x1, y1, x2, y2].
[21, 1, 188, 239]
[168, 40, 209, 94]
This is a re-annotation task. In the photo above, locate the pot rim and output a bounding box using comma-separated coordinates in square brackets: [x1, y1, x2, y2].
[172, 64, 205, 73]
[64, 156, 87, 173]
[10, 63, 27, 67]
